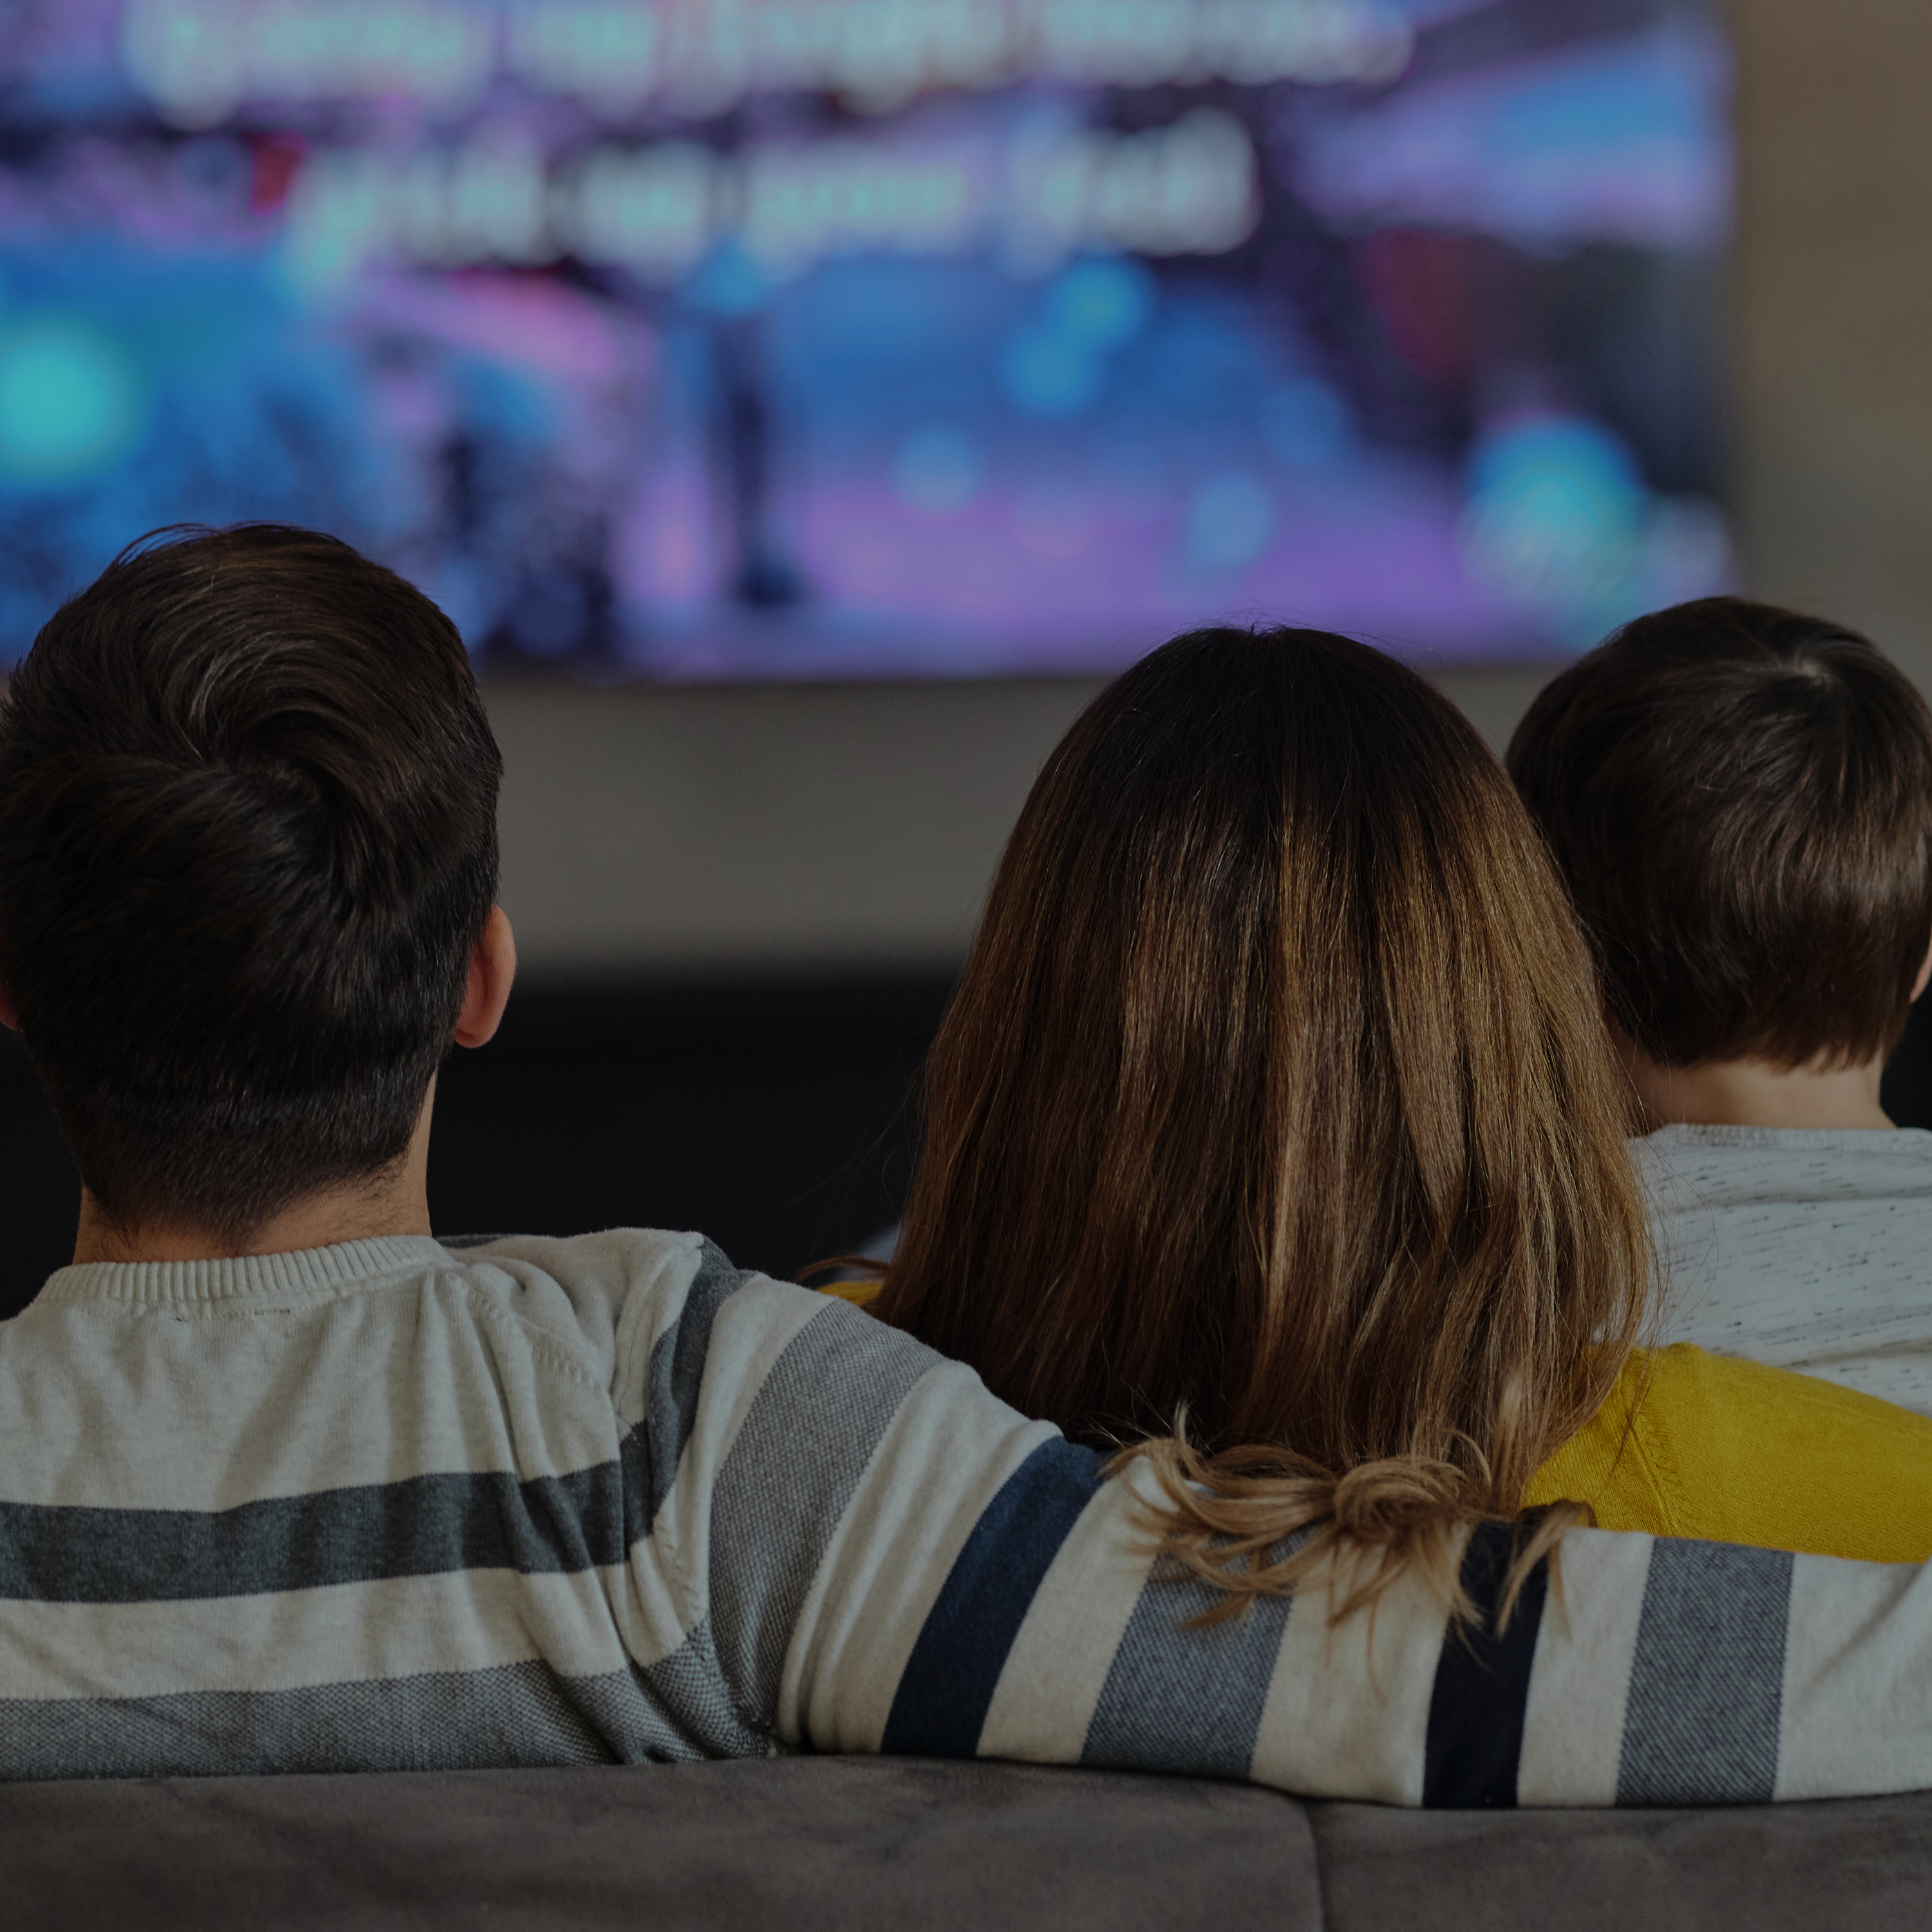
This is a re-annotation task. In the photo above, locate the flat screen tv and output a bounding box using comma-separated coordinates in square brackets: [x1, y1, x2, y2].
[0, 0, 1730, 676]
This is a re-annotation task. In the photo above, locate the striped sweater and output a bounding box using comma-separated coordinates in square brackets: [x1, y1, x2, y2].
[1, 1227, 1929, 1804]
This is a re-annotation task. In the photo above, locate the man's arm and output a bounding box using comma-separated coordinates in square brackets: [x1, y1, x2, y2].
[649, 1256, 1932, 1808]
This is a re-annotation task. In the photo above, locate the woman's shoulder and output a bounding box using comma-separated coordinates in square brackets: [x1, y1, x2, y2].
[1542, 1343, 1932, 1564]
[1641, 1341, 1932, 1440]
[819, 1277, 884, 1309]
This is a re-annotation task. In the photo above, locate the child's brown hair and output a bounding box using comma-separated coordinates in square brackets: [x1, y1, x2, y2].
[1507, 596, 1932, 1072]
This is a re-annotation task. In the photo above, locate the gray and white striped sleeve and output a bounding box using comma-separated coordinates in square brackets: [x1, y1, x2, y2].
[654, 1257, 1932, 1808]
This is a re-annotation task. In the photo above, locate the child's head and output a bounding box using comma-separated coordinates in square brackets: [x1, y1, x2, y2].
[877, 625, 1649, 1601]
[1507, 596, 1932, 1075]
[0, 524, 502, 1245]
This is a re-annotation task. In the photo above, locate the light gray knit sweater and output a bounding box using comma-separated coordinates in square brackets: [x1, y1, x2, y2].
[1645, 1124, 1932, 1417]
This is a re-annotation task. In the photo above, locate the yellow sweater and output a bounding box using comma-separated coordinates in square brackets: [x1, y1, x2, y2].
[1525, 1342, 1932, 1564]
[826, 1281, 1932, 1563]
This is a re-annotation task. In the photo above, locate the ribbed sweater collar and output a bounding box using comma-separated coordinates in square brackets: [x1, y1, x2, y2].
[33, 1236, 455, 1308]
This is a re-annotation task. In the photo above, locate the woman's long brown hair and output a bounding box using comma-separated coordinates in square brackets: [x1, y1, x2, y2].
[871, 627, 1653, 1618]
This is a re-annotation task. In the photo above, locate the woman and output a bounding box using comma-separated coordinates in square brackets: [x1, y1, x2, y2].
[853, 626, 1932, 1614]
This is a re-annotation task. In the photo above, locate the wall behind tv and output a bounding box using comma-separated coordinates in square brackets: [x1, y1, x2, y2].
[491, 663, 1553, 978]
[1732, 1, 1932, 694]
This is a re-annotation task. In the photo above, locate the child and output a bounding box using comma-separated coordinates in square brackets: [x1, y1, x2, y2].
[1509, 596, 1932, 1415]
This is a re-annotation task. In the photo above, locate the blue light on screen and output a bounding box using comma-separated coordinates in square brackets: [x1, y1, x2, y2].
[0, 0, 1733, 677]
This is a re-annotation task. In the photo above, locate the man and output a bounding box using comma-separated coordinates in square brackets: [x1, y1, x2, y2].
[1509, 597, 1932, 1416]
[1, 527, 1929, 1804]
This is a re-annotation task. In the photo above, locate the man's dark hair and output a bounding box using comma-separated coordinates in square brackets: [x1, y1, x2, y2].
[1507, 594, 1932, 1072]
[0, 524, 502, 1240]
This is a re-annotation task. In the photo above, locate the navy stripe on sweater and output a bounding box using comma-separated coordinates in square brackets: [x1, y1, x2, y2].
[880, 1437, 1105, 1759]
[1423, 1519, 1551, 1808]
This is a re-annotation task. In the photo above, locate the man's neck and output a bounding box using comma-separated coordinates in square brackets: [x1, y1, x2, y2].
[72, 1185, 433, 1265]
[1623, 1048, 1893, 1134]
[71, 1084, 438, 1265]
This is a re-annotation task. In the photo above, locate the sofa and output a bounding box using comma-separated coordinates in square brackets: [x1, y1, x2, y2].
[6, 1757, 1930, 1929]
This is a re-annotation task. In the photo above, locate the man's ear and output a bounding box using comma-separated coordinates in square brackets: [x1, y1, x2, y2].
[454, 906, 516, 1050]
[1914, 929, 1932, 1006]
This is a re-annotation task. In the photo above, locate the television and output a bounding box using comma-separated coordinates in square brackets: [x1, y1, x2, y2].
[0, 0, 1731, 677]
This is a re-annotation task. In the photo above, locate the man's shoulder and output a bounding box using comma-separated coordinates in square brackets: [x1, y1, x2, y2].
[432, 1229, 847, 1405]
[433, 1227, 730, 1379]
[444, 1225, 706, 1283]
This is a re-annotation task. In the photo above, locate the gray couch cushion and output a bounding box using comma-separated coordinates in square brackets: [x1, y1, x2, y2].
[8, 1758, 1932, 1929]
[1, 1757, 1322, 1931]
[1311, 1794, 1932, 1931]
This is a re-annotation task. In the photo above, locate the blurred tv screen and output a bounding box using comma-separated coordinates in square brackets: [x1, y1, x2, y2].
[0, 0, 1730, 677]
